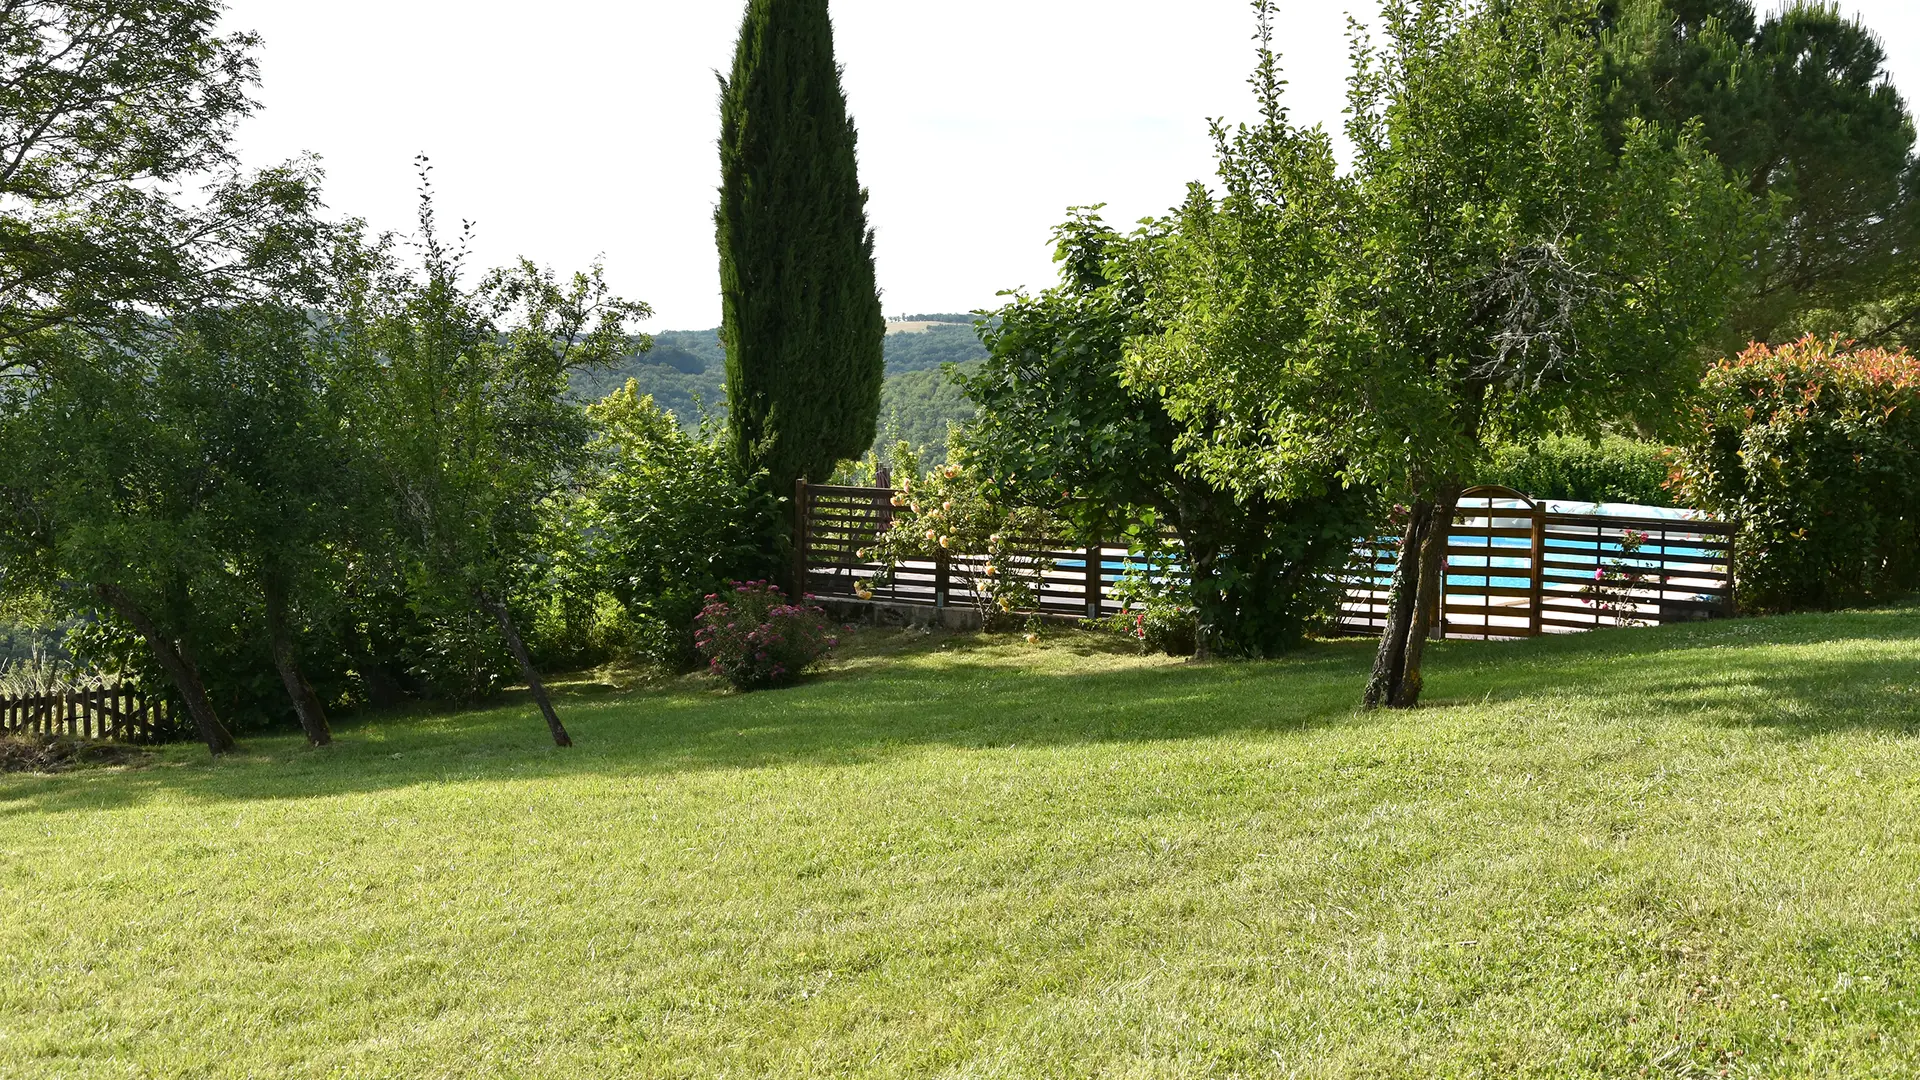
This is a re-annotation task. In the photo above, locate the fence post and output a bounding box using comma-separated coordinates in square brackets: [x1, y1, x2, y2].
[792, 478, 809, 596]
[934, 548, 951, 611]
[1529, 507, 1546, 637]
[1725, 528, 1739, 617]
[1085, 540, 1103, 619]
[874, 467, 893, 536]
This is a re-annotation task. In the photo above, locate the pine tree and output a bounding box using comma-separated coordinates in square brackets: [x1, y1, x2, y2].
[717, 0, 884, 500]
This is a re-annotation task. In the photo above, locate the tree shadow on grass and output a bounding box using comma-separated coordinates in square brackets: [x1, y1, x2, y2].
[1426, 606, 1920, 738]
[2, 609, 1915, 815]
[0, 633, 1373, 814]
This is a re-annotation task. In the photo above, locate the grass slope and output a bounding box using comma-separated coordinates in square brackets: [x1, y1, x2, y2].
[4, 611, 1920, 1077]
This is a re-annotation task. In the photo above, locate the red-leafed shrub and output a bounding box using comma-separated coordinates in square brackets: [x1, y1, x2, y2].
[1671, 336, 1920, 612]
[693, 581, 837, 691]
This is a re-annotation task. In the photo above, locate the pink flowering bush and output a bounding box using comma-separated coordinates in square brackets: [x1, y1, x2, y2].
[693, 581, 837, 691]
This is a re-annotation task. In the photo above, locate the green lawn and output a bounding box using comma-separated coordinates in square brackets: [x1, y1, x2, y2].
[4, 611, 1920, 1078]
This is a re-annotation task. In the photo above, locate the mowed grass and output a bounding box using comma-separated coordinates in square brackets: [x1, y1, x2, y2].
[4, 611, 1920, 1078]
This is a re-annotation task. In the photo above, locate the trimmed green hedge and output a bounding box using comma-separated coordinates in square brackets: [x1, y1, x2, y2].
[1482, 435, 1672, 506]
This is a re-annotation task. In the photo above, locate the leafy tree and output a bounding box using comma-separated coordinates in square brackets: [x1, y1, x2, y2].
[964, 211, 1379, 657]
[0, 0, 302, 357]
[876, 363, 977, 465]
[717, 0, 885, 503]
[879, 323, 988, 375]
[1126, 0, 1753, 706]
[0, 157, 346, 755]
[1599, 0, 1919, 344]
[355, 174, 648, 748]
[177, 295, 375, 747]
[0, 326, 240, 753]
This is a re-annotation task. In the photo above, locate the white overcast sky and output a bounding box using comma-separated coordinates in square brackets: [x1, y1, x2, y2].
[222, 1, 1920, 331]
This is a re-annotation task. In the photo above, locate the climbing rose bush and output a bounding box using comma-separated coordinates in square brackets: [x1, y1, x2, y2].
[693, 581, 837, 691]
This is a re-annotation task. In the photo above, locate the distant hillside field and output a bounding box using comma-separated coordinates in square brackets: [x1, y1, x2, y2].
[574, 317, 988, 458]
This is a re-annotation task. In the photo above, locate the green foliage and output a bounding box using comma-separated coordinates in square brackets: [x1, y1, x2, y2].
[1121, 0, 1755, 703]
[693, 581, 836, 691]
[879, 323, 988, 375]
[876, 363, 978, 463]
[350, 177, 649, 745]
[575, 325, 987, 467]
[0, 650, 114, 697]
[963, 210, 1380, 656]
[717, 0, 884, 492]
[568, 330, 727, 418]
[356, 174, 648, 617]
[1671, 336, 1920, 612]
[1094, 529, 1198, 656]
[1599, 0, 1919, 347]
[0, 1, 273, 353]
[863, 447, 1058, 626]
[535, 382, 776, 670]
[1131, 0, 1754, 504]
[1483, 435, 1674, 504]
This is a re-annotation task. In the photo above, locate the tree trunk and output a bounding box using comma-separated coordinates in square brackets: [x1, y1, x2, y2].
[1391, 487, 1463, 708]
[483, 594, 572, 748]
[1364, 488, 1464, 710]
[1186, 536, 1223, 662]
[263, 575, 332, 747]
[1364, 502, 1434, 709]
[95, 584, 235, 755]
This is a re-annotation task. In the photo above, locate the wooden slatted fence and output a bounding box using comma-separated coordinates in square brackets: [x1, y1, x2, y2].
[798, 482, 1736, 638]
[0, 687, 179, 743]
[1326, 487, 1736, 638]
[796, 483, 1153, 618]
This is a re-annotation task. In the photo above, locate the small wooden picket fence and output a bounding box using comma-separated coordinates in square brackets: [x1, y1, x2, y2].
[0, 687, 180, 743]
[796, 481, 1736, 638]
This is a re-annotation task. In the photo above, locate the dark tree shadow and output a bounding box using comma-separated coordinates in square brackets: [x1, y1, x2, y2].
[3, 608, 1914, 816]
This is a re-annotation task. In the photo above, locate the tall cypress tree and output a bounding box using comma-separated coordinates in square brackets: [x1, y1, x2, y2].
[717, 0, 884, 500]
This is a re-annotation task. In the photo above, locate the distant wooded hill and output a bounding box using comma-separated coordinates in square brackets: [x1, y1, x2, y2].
[572, 314, 986, 458]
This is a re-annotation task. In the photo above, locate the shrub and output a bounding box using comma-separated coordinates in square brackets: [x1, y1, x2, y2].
[694, 582, 837, 691]
[1483, 434, 1673, 505]
[1579, 527, 1652, 627]
[1096, 603, 1198, 657]
[528, 383, 777, 672]
[863, 443, 1060, 628]
[1670, 336, 1920, 612]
